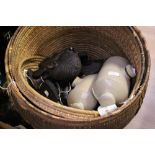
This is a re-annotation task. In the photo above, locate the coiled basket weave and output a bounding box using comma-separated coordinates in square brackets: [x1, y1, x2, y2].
[5, 26, 150, 128]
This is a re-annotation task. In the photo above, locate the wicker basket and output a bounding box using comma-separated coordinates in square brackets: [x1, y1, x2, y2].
[0, 121, 14, 129]
[5, 26, 150, 128]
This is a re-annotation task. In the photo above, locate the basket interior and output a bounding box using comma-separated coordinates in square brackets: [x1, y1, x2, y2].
[13, 27, 142, 67]
[9, 26, 144, 114]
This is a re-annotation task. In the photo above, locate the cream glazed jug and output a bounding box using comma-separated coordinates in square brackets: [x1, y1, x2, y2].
[67, 74, 98, 110]
[92, 56, 136, 115]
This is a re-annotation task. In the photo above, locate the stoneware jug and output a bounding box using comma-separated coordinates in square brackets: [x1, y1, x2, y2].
[92, 56, 136, 115]
[67, 74, 97, 110]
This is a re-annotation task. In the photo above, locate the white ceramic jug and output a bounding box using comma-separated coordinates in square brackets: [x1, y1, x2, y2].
[92, 56, 136, 114]
[67, 74, 97, 110]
